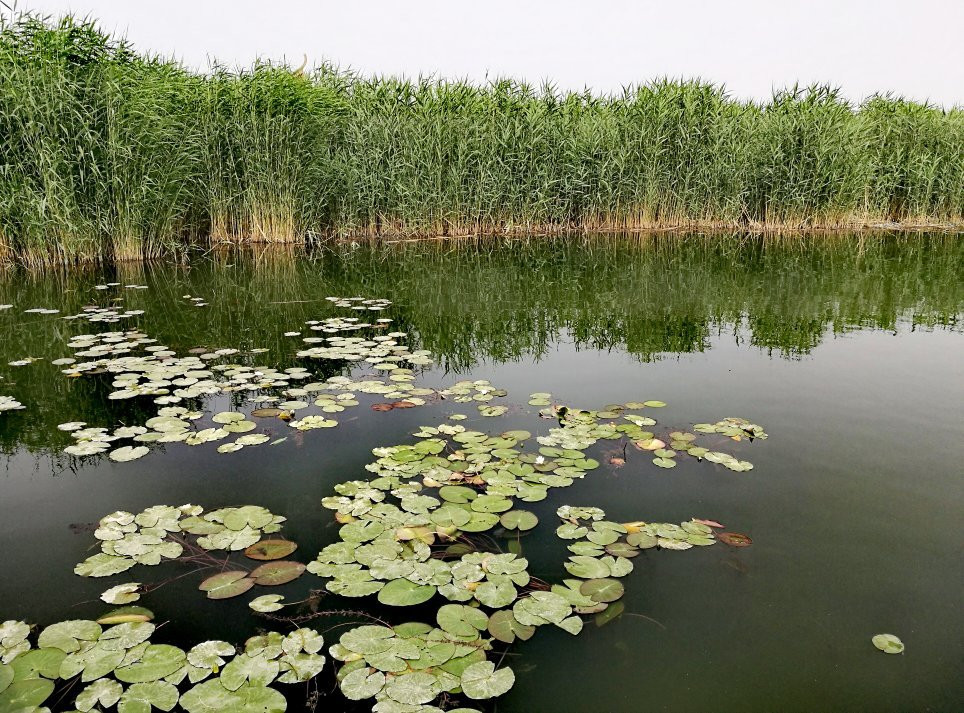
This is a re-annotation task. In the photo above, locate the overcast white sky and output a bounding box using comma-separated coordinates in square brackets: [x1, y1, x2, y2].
[15, 0, 964, 106]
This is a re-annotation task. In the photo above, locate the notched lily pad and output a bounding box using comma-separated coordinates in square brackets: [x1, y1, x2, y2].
[198, 572, 254, 600]
[244, 539, 297, 561]
[250, 561, 306, 586]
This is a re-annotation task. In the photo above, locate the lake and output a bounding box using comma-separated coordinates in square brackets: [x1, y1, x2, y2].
[0, 233, 961, 713]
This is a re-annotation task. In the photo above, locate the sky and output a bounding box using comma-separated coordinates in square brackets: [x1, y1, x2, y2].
[15, 0, 964, 106]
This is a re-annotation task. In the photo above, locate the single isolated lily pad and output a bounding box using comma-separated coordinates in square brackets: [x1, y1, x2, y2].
[872, 634, 905, 654]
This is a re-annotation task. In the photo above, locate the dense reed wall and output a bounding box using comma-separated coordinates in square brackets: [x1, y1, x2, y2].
[1, 13, 962, 265]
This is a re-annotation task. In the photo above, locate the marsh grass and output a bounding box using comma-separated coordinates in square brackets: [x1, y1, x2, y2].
[1, 11, 963, 266]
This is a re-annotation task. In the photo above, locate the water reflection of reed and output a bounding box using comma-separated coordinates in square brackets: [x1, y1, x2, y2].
[0, 234, 960, 454]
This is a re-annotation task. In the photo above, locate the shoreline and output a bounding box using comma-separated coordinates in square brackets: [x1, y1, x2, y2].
[2, 224, 961, 269]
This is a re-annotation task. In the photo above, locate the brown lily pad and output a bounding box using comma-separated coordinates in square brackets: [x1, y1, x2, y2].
[251, 407, 283, 418]
[391, 401, 416, 409]
[250, 561, 306, 586]
[244, 539, 298, 561]
[719, 532, 753, 547]
[371, 403, 394, 412]
[693, 518, 724, 528]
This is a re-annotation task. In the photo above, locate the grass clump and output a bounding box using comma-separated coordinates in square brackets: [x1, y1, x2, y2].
[1, 10, 962, 265]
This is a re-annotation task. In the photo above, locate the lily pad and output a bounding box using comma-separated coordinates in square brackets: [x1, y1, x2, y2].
[110, 446, 150, 462]
[114, 644, 187, 683]
[220, 654, 279, 690]
[117, 680, 180, 713]
[487, 610, 535, 644]
[377, 579, 436, 606]
[460, 660, 516, 700]
[0, 679, 55, 709]
[244, 540, 297, 561]
[199, 572, 254, 600]
[249, 561, 305, 586]
[340, 668, 386, 700]
[101, 583, 142, 604]
[872, 634, 904, 654]
[249, 595, 285, 613]
[719, 532, 753, 547]
[499, 510, 539, 531]
[180, 679, 287, 713]
[579, 578, 625, 603]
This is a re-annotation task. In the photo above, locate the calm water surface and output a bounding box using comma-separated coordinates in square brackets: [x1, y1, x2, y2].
[0, 234, 961, 712]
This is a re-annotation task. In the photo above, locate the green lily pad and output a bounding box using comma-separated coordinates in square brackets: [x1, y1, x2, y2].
[187, 640, 235, 670]
[100, 622, 155, 651]
[0, 679, 54, 709]
[340, 668, 386, 700]
[487, 610, 535, 644]
[604, 542, 640, 558]
[76, 678, 124, 711]
[37, 620, 101, 653]
[199, 572, 254, 600]
[115, 644, 187, 683]
[626, 532, 658, 549]
[579, 578, 625, 603]
[460, 660, 516, 700]
[471, 495, 512, 513]
[110, 446, 150, 462]
[249, 595, 285, 613]
[436, 605, 488, 637]
[97, 607, 154, 626]
[117, 680, 180, 713]
[384, 671, 440, 705]
[340, 626, 394, 656]
[250, 561, 306, 586]
[101, 583, 142, 605]
[564, 556, 611, 579]
[11, 648, 64, 680]
[474, 580, 518, 608]
[220, 654, 279, 690]
[872, 634, 905, 654]
[180, 679, 287, 713]
[460, 512, 500, 532]
[378, 579, 436, 606]
[499, 510, 539, 531]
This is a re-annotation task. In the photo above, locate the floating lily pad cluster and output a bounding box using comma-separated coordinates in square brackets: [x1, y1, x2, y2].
[694, 417, 768, 441]
[301, 397, 767, 709]
[0, 395, 24, 412]
[526, 403, 762, 472]
[325, 296, 392, 311]
[437, 380, 510, 417]
[296, 333, 433, 369]
[65, 306, 147, 324]
[53, 298, 441, 460]
[331, 621, 506, 709]
[75, 504, 287, 578]
[549, 505, 722, 620]
[0, 618, 324, 712]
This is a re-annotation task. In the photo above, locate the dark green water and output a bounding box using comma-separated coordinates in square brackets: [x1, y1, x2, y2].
[0, 234, 961, 712]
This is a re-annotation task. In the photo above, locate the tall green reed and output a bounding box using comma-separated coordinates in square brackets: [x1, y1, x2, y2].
[1, 11, 962, 266]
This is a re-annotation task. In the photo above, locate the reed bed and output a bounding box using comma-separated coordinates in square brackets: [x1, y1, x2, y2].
[1, 11, 962, 266]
